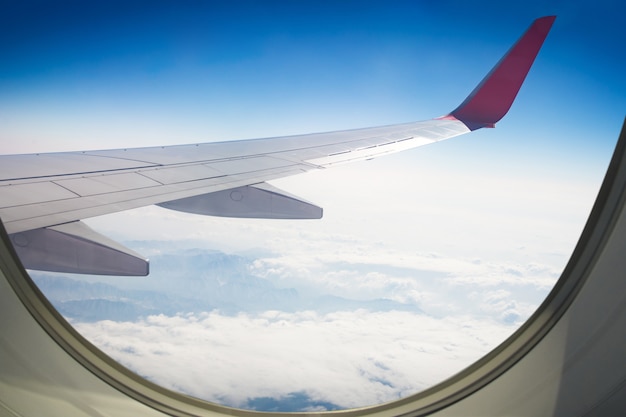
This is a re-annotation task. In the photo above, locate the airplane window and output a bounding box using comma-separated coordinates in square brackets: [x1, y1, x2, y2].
[2, 1, 623, 413]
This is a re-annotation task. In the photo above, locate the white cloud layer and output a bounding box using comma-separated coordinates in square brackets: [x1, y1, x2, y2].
[74, 310, 516, 409]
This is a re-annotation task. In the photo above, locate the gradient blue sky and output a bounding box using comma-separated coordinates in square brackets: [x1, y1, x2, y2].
[1, 0, 624, 158]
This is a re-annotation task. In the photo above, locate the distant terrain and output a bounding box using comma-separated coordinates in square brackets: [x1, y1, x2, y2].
[32, 244, 422, 322]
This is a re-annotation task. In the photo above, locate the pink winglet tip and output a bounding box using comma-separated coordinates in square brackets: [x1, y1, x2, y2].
[448, 16, 556, 131]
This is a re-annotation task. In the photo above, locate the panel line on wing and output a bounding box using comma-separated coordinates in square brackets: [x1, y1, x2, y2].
[55, 173, 164, 197]
[0, 164, 162, 183]
[0, 182, 80, 208]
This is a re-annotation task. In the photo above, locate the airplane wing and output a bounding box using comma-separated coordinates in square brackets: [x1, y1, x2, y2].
[0, 16, 555, 276]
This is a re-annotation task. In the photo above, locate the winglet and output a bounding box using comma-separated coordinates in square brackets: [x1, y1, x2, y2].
[446, 16, 556, 130]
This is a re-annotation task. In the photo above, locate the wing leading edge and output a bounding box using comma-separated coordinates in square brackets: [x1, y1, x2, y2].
[0, 16, 555, 275]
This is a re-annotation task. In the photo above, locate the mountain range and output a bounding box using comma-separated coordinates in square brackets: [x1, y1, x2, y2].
[31, 243, 421, 322]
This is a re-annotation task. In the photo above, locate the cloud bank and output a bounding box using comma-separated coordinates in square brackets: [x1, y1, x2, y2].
[74, 309, 515, 409]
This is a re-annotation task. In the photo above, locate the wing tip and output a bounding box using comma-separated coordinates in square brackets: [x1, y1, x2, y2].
[448, 15, 556, 131]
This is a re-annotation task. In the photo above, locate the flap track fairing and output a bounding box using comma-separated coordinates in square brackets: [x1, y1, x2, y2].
[10, 221, 149, 276]
[157, 182, 323, 219]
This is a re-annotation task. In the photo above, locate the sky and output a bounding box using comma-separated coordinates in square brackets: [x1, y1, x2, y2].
[1, 0, 625, 412]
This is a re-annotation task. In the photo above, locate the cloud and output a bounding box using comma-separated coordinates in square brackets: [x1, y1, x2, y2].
[73, 309, 515, 410]
[247, 248, 558, 323]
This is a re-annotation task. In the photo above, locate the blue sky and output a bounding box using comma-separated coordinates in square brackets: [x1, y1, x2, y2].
[1, 0, 624, 157]
[2, 0, 626, 411]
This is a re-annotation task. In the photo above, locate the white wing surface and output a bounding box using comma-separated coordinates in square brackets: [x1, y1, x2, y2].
[0, 16, 555, 275]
